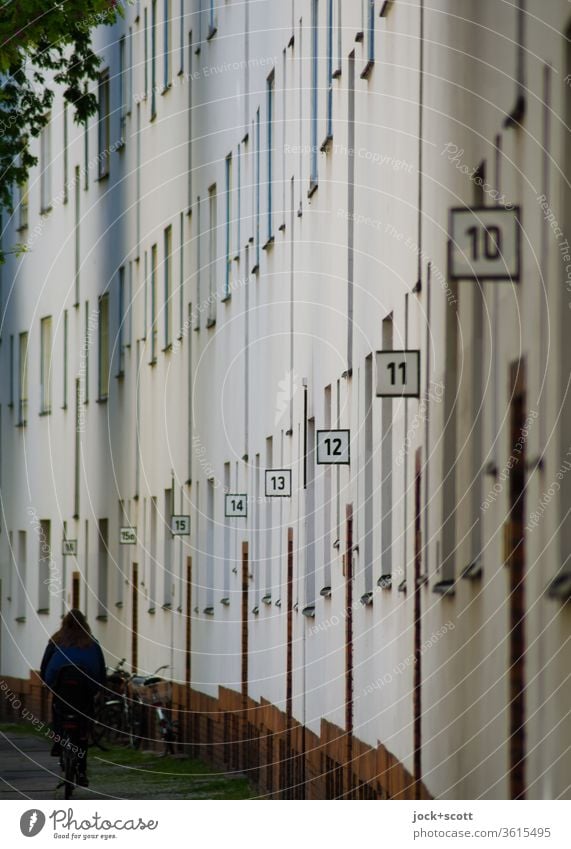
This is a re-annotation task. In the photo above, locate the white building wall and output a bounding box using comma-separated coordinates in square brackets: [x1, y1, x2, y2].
[0, 0, 570, 799]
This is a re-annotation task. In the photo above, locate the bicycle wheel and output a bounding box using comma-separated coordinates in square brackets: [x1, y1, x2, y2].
[91, 702, 124, 749]
[128, 700, 144, 750]
[63, 748, 75, 799]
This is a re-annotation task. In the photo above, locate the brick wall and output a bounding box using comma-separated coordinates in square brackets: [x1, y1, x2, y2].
[1, 673, 431, 800]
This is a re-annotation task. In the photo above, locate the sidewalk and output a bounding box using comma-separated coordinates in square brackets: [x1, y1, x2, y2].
[0, 725, 253, 800]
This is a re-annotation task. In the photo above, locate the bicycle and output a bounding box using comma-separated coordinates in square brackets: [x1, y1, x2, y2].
[51, 666, 92, 798]
[138, 665, 178, 755]
[91, 659, 144, 750]
[57, 713, 87, 798]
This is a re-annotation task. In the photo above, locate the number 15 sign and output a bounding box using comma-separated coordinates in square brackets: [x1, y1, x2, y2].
[448, 206, 521, 281]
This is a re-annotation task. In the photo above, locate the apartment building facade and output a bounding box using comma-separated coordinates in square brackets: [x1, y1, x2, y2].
[0, 0, 570, 799]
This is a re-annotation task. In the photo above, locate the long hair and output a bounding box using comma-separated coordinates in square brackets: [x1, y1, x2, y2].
[51, 609, 94, 649]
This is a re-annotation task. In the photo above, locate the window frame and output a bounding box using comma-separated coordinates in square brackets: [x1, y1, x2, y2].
[40, 115, 52, 213]
[163, 0, 172, 90]
[98, 292, 110, 401]
[150, 243, 158, 361]
[207, 184, 217, 327]
[40, 316, 52, 415]
[97, 70, 111, 179]
[265, 70, 275, 245]
[117, 267, 126, 377]
[18, 330, 28, 426]
[164, 224, 173, 348]
[309, 0, 319, 194]
[224, 154, 233, 300]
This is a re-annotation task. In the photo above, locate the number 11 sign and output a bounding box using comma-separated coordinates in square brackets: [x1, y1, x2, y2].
[376, 350, 420, 398]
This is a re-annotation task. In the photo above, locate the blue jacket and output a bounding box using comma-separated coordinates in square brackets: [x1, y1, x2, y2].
[40, 640, 106, 692]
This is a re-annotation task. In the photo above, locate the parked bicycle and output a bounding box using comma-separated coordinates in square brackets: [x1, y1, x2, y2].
[91, 659, 143, 750]
[138, 665, 178, 755]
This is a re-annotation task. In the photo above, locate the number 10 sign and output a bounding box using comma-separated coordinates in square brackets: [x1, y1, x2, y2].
[448, 206, 521, 281]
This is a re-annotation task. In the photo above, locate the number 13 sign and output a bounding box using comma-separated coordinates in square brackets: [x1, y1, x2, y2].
[448, 206, 521, 281]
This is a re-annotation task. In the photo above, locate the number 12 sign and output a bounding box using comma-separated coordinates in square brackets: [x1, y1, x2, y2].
[316, 430, 350, 465]
[448, 206, 521, 281]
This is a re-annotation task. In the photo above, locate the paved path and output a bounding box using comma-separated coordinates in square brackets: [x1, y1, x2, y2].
[0, 729, 83, 800]
[0, 728, 253, 800]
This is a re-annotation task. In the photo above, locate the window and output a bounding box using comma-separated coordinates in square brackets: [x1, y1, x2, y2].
[63, 103, 69, 203]
[128, 27, 133, 114]
[236, 143, 241, 258]
[178, 0, 184, 73]
[84, 301, 90, 403]
[128, 261, 133, 347]
[187, 32, 193, 207]
[118, 268, 126, 376]
[18, 180, 29, 230]
[207, 185, 217, 326]
[74, 166, 80, 305]
[361, 0, 375, 77]
[97, 518, 108, 619]
[62, 310, 68, 409]
[164, 224, 173, 347]
[16, 531, 27, 620]
[40, 115, 52, 212]
[151, 243, 158, 360]
[363, 355, 374, 596]
[151, 0, 157, 118]
[84, 109, 89, 190]
[326, 0, 334, 140]
[98, 71, 110, 178]
[40, 316, 52, 414]
[194, 197, 201, 330]
[98, 293, 110, 400]
[224, 154, 232, 298]
[38, 520, 51, 612]
[163, 488, 173, 606]
[208, 0, 217, 38]
[18, 331, 28, 425]
[309, 0, 318, 191]
[149, 496, 157, 610]
[163, 0, 171, 88]
[74, 379, 80, 518]
[334, 0, 342, 76]
[254, 109, 260, 270]
[179, 214, 184, 336]
[9, 334, 14, 407]
[144, 6, 149, 98]
[119, 37, 127, 143]
[266, 71, 275, 243]
[205, 479, 215, 611]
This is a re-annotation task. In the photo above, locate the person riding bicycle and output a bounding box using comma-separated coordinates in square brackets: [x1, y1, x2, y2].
[40, 609, 106, 786]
